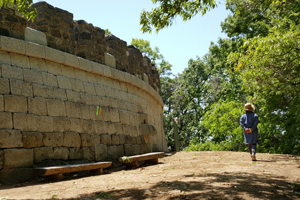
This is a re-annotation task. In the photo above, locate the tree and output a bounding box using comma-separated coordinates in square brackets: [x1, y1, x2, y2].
[140, 0, 217, 33]
[0, 0, 37, 20]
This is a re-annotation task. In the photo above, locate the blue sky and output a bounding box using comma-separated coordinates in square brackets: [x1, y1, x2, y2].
[33, 0, 231, 75]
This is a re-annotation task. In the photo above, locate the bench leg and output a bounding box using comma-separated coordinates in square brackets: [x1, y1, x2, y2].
[145, 158, 159, 164]
[90, 168, 103, 175]
[48, 174, 63, 180]
[124, 161, 139, 167]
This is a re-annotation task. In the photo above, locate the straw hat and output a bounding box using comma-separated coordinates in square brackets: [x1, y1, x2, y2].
[244, 103, 255, 112]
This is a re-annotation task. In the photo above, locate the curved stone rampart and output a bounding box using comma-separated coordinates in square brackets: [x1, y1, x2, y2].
[0, 2, 167, 184]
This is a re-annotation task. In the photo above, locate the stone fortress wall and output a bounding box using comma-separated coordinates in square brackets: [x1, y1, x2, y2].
[0, 2, 167, 184]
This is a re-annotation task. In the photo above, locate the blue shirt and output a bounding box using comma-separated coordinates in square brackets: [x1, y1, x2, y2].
[240, 113, 259, 145]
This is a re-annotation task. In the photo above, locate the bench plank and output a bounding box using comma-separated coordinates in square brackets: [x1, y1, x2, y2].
[118, 152, 164, 167]
[34, 161, 112, 176]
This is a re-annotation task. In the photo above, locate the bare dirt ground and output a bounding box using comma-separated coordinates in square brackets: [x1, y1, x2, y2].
[1, 151, 300, 200]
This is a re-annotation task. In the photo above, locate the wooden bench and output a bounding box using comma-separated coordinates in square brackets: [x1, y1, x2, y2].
[34, 161, 112, 180]
[118, 152, 165, 167]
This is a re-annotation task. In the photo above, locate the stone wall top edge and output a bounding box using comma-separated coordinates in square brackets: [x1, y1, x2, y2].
[0, 35, 163, 107]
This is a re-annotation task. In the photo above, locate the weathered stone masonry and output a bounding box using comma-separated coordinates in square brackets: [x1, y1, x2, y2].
[0, 2, 167, 184]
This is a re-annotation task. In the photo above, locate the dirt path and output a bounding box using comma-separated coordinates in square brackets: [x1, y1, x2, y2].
[1, 151, 300, 200]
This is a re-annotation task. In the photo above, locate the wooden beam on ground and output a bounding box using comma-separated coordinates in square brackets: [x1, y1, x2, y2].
[118, 152, 165, 167]
[34, 161, 112, 177]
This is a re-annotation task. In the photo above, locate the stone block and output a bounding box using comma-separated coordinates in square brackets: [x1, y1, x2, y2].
[136, 136, 142, 145]
[94, 143, 107, 161]
[74, 69, 88, 82]
[52, 88, 67, 101]
[91, 61, 111, 77]
[131, 137, 137, 144]
[0, 150, 3, 169]
[105, 53, 116, 68]
[10, 79, 33, 97]
[45, 60, 63, 75]
[34, 147, 53, 163]
[45, 46, 64, 64]
[0, 95, 3, 111]
[83, 82, 96, 95]
[32, 84, 52, 98]
[132, 144, 142, 155]
[100, 134, 111, 146]
[79, 104, 91, 120]
[69, 148, 83, 159]
[29, 57, 47, 71]
[107, 122, 117, 134]
[111, 134, 120, 145]
[0, 50, 11, 65]
[104, 87, 118, 99]
[78, 57, 93, 72]
[4, 149, 33, 168]
[53, 117, 71, 132]
[46, 99, 66, 117]
[70, 78, 85, 92]
[66, 90, 81, 102]
[25, 27, 47, 46]
[79, 93, 93, 105]
[119, 110, 132, 125]
[0, 168, 35, 185]
[42, 72, 58, 87]
[57, 75, 72, 90]
[110, 68, 123, 81]
[0, 36, 26, 54]
[0, 77, 10, 94]
[63, 52, 80, 68]
[115, 123, 124, 135]
[124, 144, 134, 156]
[69, 118, 90, 133]
[13, 113, 36, 131]
[65, 101, 80, 118]
[22, 132, 43, 148]
[0, 129, 22, 148]
[107, 145, 119, 159]
[35, 115, 54, 132]
[2, 64, 23, 80]
[63, 131, 81, 147]
[143, 73, 149, 83]
[119, 135, 126, 145]
[0, 112, 12, 129]
[4, 95, 27, 113]
[122, 125, 139, 137]
[61, 65, 76, 79]
[80, 133, 91, 147]
[88, 105, 96, 120]
[42, 132, 64, 147]
[109, 108, 120, 123]
[119, 82, 128, 92]
[11, 53, 30, 69]
[82, 147, 95, 161]
[87, 73, 98, 84]
[23, 68, 43, 84]
[53, 147, 69, 160]
[25, 41, 46, 59]
[28, 97, 47, 115]
[125, 135, 133, 144]
[94, 84, 106, 96]
[139, 124, 157, 135]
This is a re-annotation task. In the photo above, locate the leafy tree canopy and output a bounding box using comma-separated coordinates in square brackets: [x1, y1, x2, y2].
[140, 0, 217, 33]
[0, 0, 37, 20]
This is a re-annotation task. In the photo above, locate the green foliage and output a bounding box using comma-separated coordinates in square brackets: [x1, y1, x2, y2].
[0, 0, 37, 21]
[131, 38, 172, 76]
[137, 0, 300, 155]
[140, 0, 217, 33]
[105, 29, 112, 34]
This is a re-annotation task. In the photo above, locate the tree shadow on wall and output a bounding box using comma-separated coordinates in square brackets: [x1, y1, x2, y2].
[37, 171, 300, 200]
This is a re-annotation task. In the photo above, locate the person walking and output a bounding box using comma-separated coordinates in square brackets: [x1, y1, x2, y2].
[240, 103, 259, 161]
